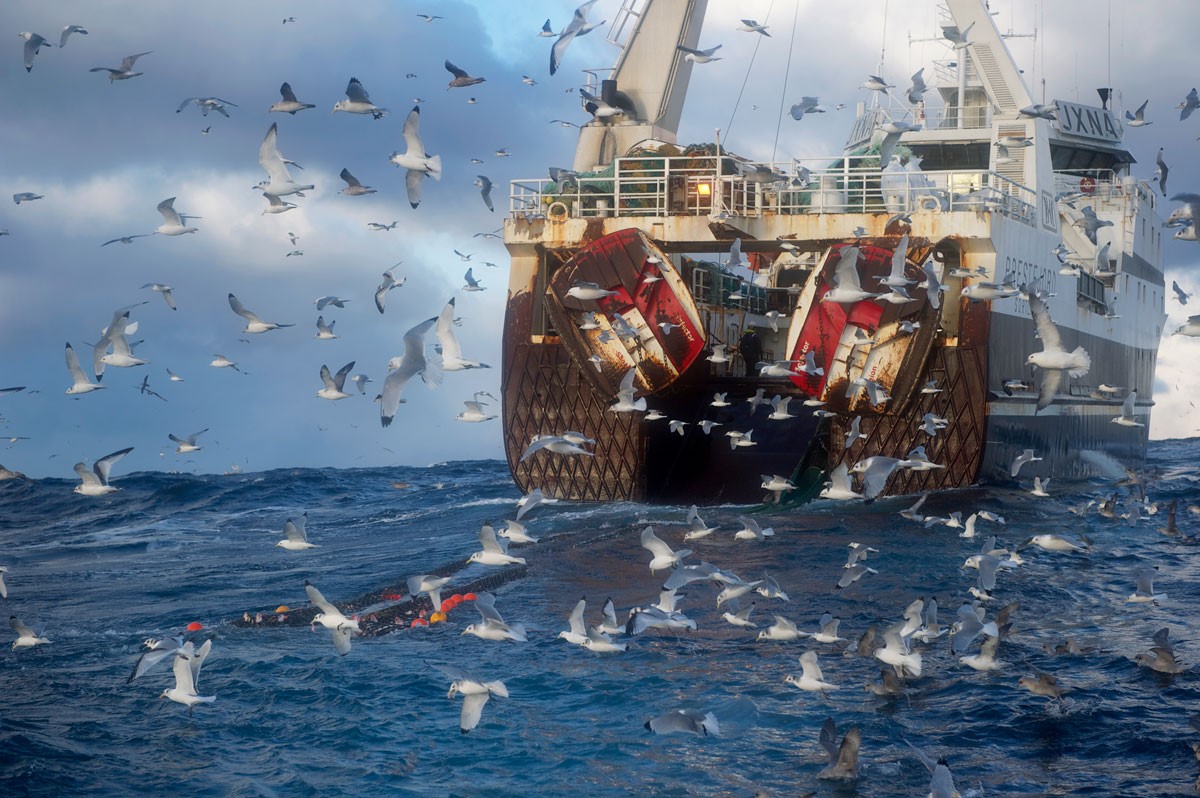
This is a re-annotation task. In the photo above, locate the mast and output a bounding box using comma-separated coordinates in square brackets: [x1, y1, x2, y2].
[573, 0, 709, 172]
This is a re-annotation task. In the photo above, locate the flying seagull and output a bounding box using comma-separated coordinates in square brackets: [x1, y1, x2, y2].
[445, 60, 485, 89]
[227, 293, 294, 333]
[338, 168, 375, 196]
[20, 32, 51, 72]
[388, 106, 442, 208]
[379, 316, 439, 427]
[550, 0, 602, 76]
[333, 77, 387, 118]
[270, 82, 316, 114]
[90, 51, 152, 81]
[256, 123, 314, 197]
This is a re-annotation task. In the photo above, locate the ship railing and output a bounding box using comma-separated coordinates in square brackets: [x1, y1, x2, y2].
[873, 99, 992, 132]
[1052, 170, 1125, 202]
[509, 155, 1037, 225]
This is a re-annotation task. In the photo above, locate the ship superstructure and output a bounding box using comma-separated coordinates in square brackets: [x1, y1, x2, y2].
[501, 0, 1164, 504]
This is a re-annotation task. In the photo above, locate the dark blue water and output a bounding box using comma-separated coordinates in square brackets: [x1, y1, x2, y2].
[2, 443, 1200, 797]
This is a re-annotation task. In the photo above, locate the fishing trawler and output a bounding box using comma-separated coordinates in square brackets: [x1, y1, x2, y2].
[501, 0, 1165, 504]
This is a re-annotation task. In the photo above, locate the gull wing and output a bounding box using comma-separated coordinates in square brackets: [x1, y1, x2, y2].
[889, 235, 909, 280]
[176, 97, 200, 113]
[74, 461, 101, 488]
[127, 641, 181, 683]
[444, 60, 469, 80]
[332, 361, 355, 391]
[1036, 366, 1063, 411]
[93, 447, 133, 485]
[380, 316, 437, 426]
[1027, 295, 1063, 352]
[23, 34, 48, 71]
[405, 168, 425, 208]
[282, 516, 308, 543]
[1122, 390, 1137, 420]
[831, 247, 863, 291]
[519, 435, 562, 463]
[602, 598, 618, 629]
[473, 593, 505, 624]
[435, 299, 464, 362]
[566, 598, 587, 637]
[258, 123, 292, 184]
[120, 52, 152, 71]
[1133, 566, 1157, 596]
[65, 343, 91, 385]
[188, 639, 212, 688]
[339, 168, 363, 188]
[460, 692, 490, 733]
[478, 524, 506, 554]
[171, 648, 198, 695]
[477, 176, 493, 211]
[550, 0, 598, 75]
[156, 197, 183, 226]
[402, 106, 427, 158]
[345, 77, 371, 103]
[280, 82, 299, 102]
[331, 626, 353, 656]
[640, 526, 675, 558]
[227, 294, 264, 325]
[818, 717, 840, 762]
[305, 581, 340, 616]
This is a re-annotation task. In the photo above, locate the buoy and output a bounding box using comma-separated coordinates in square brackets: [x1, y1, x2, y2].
[410, 618, 429, 628]
[463, 592, 478, 601]
[275, 605, 289, 613]
[448, 594, 464, 603]
[186, 621, 203, 632]
[430, 611, 448, 623]
[383, 593, 403, 601]
[441, 597, 460, 610]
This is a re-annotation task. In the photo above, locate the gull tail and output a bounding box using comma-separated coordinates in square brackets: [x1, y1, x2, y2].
[484, 680, 508, 697]
[426, 154, 443, 181]
[508, 624, 528, 642]
[1068, 346, 1091, 378]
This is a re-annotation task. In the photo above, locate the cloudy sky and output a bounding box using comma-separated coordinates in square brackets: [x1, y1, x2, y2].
[1, 0, 1197, 479]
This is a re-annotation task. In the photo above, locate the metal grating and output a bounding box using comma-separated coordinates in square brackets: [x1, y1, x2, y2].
[970, 43, 1016, 110]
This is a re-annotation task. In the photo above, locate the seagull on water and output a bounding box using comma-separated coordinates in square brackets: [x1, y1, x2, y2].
[158, 640, 215, 717]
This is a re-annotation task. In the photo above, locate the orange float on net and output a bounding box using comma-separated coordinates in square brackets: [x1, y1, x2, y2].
[448, 594, 464, 603]
[429, 611, 448, 623]
[441, 598, 460, 611]
[410, 618, 429, 628]
[463, 593, 478, 601]
[186, 621, 204, 632]
[275, 606, 289, 613]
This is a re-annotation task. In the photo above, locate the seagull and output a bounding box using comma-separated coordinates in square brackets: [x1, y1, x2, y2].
[1010, 449, 1042, 477]
[1135, 627, 1185, 674]
[445, 60, 485, 89]
[538, 19, 556, 37]
[906, 68, 928, 105]
[785, 650, 839, 693]
[90, 51, 152, 81]
[371, 222, 399, 231]
[305, 581, 360, 656]
[333, 77, 388, 118]
[101, 233, 149, 248]
[73, 447, 133, 496]
[877, 120, 922, 167]
[1072, 205, 1113, 244]
[734, 516, 775, 541]
[876, 624, 921, 677]
[462, 592, 527, 642]
[609, 367, 646, 413]
[277, 513, 317, 551]
[150, 197, 198, 237]
[388, 106, 442, 208]
[168, 429, 207, 453]
[158, 641, 215, 717]
[435, 664, 509, 734]
[550, 0, 601, 75]
[1029, 476, 1051, 498]
[644, 709, 720, 737]
[519, 432, 594, 461]
[463, 268, 485, 291]
[579, 87, 624, 119]
[1172, 280, 1191, 305]
[19, 32, 51, 72]
[350, 374, 372, 395]
[641, 526, 691, 572]
[1027, 295, 1090, 411]
[851, 456, 905, 501]
[941, 21, 975, 49]
[1112, 391, 1144, 427]
[821, 247, 880, 303]
[820, 464, 863, 500]
[474, 175, 494, 212]
[314, 296, 349, 311]
[737, 19, 771, 36]
[317, 361, 356, 401]
[338, 168, 376, 196]
[408, 575, 451, 611]
[416, 13, 444, 22]
[256, 124, 314, 198]
[1021, 533, 1089, 553]
[457, 400, 497, 423]
[435, 298, 489, 370]
[375, 265, 404, 313]
[12, 192, 44, 206]
[1127, 565, 1166, 603]
[1018, 102, 1057, 120]
[10, 616, 49, 651]
[1155, 149, 1169, 196]
[176, 97, 237, 117]
[677, 44, 723, 64]
[860, 74, 894, 93]
[1125, 99, 1152, 127]
[788, 96, 825, 122]
[228, 293, 293, 333]
[683, 505, 718, 541]
[1178, 88, 1200, 121]
[468, 525, 526, 566]
[210, 354, 241, 372]
[379, 316, 438, 427]
[261, 193, 297, 215]
[270, 82, 316, 114]
[1018, 672, 1067, 699]
[314, 316, 338, 340]
[757, 614, 803, 642]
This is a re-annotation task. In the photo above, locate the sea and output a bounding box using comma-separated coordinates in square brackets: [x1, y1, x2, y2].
[2, 440, 1200, 797]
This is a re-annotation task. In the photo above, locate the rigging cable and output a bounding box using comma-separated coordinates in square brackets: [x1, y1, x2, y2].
[723, 0, 774, 143]
[769, 0, 802, 162]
